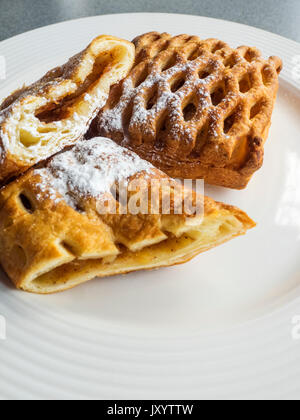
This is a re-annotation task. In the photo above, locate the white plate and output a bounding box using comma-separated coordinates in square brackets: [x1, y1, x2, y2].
[0, 13, 300, 400]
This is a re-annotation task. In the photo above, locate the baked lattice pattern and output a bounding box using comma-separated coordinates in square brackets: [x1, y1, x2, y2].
[93, 32, 282, 189]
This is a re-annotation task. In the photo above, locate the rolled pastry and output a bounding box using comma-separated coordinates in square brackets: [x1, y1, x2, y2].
[0, 35, 135, 184]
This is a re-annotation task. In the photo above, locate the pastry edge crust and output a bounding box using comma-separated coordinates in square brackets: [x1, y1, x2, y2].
[5, 202, 255, 294]
[16, 223, 254, 295]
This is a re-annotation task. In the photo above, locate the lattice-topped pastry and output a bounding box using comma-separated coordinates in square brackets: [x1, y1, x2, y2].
[0, 35, 135, 184]
[92, 32, 282, 189]
[0, 137, 255, 294]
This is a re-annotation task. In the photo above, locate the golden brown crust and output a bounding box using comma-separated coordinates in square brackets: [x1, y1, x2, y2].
[0, 137, 255, 294]
[0, 35, 135, 184]
[91, 32, 282, 189]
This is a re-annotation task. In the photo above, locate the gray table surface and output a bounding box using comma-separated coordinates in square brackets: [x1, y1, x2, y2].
[0, 0, 299, 43]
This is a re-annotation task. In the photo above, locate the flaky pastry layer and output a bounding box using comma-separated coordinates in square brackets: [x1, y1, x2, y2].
[0, 35, 135, 184]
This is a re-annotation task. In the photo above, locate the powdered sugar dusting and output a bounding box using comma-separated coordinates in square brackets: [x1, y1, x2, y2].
[34, 137, 154, 208]
[98, 59, 217, 139]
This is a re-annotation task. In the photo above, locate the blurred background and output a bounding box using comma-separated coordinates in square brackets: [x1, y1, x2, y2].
[0, 0, 299, 42]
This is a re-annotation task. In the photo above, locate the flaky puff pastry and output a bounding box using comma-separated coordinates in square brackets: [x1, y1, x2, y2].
[0, 137, 255, 294]
[92, 32, 282, 189]
[0, 35, 135, 184]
